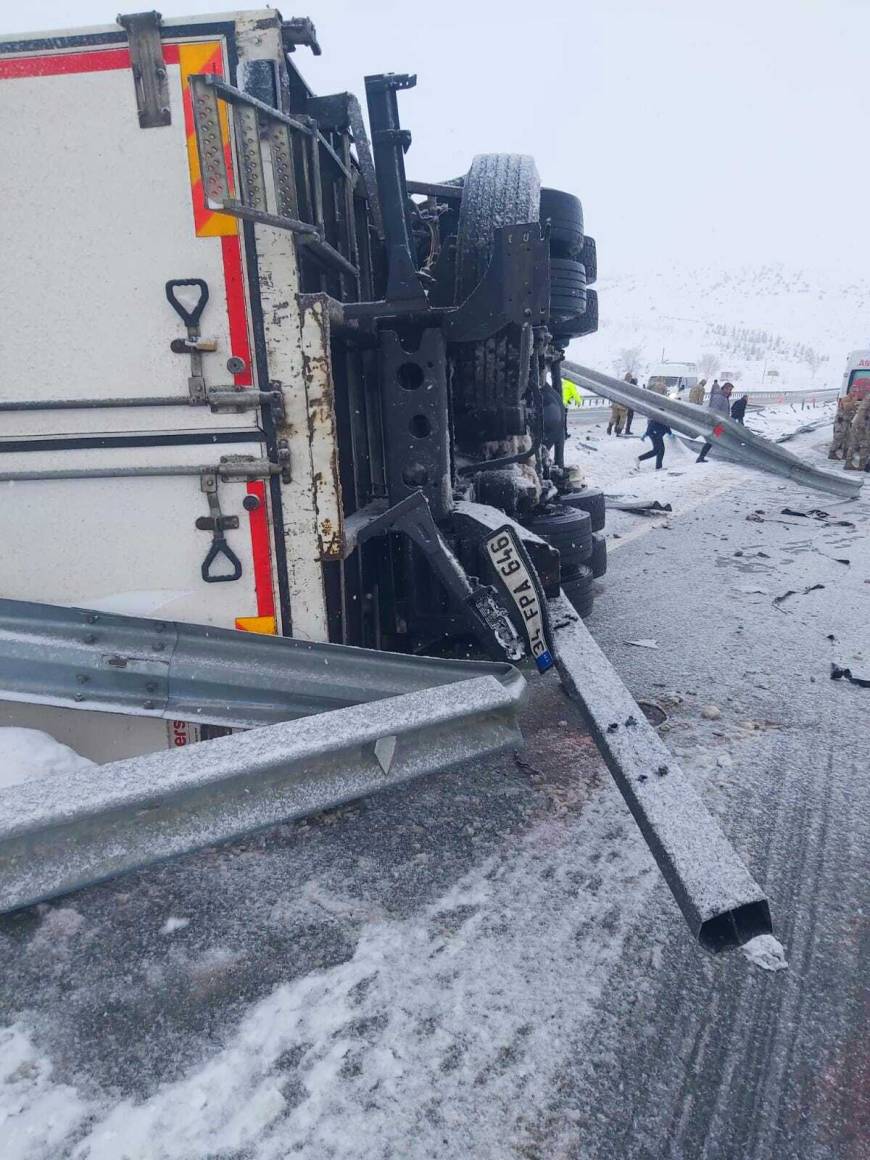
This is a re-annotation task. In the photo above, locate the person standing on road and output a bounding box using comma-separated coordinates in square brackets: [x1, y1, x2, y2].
[696, 381, 733, 462]
[607, 398, 628, 436]
[730, 393, 748, 424]
[689, 378, 706, 405]
[637, 418, 671, 469]
[624, 373, 638, 434]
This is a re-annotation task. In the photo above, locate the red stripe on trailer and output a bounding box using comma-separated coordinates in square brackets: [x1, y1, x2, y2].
[245, 482, 276, 619]
[220, 237, 272, 619]
[0, 44, 180, 79]
[220, 235, 252, 387]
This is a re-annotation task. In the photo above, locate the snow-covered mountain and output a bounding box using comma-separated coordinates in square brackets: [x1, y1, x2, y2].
[570, 263, 870, 390]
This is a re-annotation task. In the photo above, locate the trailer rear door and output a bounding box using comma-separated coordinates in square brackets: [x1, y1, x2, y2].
[0, 16, 284, 756]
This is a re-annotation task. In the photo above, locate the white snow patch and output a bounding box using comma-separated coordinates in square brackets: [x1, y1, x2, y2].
[0, 728, 94, 790]
[740, 934, 789, 972]
[0, 1026, 88, 1160]
[160, 917, 190, 935]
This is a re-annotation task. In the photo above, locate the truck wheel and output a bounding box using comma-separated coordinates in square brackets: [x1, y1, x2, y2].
[452, 154, 541, 438]
[540, 187, 584, 258]
[561, 487, 605, 531]
[581, 235, 597, 285]
[590, 531, 607, 578]
[553, 287, 598, 340]
[455, 154, 540, 300]
[527, 505, 592, 567]
[550, 257, 587, 320]
[561, 565, 594, 618]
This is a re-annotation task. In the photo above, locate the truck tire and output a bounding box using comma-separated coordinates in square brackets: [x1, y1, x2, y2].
[540, 187, 584, 258]
[581, 235, 597, 285]
[553, 287, 598, 340]
[549, 257, 587, 320]
[590, 531, 607, 578]
[455, 154, 540, 301]
[452, 154, 541, 439]
[561, 565, 594, 618]
[561, 487, 605, 531]
[526, 505, 592, 567]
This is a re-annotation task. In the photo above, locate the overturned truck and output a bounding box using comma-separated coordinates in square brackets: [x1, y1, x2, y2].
[0, 9, 771, 951]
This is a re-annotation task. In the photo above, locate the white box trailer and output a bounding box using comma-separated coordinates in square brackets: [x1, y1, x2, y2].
[0, 11, 348, 758]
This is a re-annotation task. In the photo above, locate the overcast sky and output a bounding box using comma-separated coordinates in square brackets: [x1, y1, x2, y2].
[6, 0, 867, 275]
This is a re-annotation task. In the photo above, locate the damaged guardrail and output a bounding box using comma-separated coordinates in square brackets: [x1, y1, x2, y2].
[562, 361, 862, 499]
[0, 598, 772, 953]
[549, 593, 771, 952]
[0, 599, 521, 729]
[0, 673, 525, 914]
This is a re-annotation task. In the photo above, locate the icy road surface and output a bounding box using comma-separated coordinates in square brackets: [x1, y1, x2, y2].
[0, 407, 867, 1159]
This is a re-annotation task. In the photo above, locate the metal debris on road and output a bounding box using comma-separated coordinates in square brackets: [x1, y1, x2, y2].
[830, 664, 870, 688]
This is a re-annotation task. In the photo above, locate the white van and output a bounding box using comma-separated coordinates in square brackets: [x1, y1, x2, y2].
[646, 361, 699, 397]
[838, 350, 870, 401]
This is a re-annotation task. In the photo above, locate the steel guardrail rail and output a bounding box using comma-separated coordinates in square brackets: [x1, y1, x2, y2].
[561, 362, 861, 499]
[564, 387, 838, 411]
[549, 593, 771, 952]
[0, 599, 523, 728]
[0, 674, 525, 914]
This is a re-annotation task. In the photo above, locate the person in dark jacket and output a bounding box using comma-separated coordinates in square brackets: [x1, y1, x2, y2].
[730, 394, 748, 424]
[696, 382, 733, 462]
[624, 373, 638, 434]
[637, 418, 671, 469]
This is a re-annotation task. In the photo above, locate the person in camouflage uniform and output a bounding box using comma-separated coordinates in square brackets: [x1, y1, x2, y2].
[689, 379, 707, 405]
[829, 395, 857, 460]
[843, 395, 870, 470]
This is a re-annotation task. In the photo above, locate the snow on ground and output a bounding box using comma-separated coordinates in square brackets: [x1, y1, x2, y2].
[0, 1026, 88, 1160]
[2, 776, 663, 1160]
[569, 262, 870, 389]
[0, 727, 95, 790]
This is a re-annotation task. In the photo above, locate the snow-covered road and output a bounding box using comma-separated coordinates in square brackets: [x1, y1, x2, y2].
[0, 407, 867, 1159]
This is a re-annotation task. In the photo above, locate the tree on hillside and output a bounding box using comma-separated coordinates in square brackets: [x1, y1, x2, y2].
[698, 352, 720, 379]
[803, 349, 827, 380]
[615, 345, 644, 377]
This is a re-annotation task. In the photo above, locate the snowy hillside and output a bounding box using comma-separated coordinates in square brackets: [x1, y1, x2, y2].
[570, 263, 870, 390]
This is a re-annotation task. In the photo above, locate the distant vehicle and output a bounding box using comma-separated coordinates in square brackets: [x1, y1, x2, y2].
[647, 361, 699, 397]
[838, 350, 870, 400]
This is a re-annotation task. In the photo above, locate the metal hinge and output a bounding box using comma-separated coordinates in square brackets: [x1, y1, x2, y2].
[117, 11, 171, 128]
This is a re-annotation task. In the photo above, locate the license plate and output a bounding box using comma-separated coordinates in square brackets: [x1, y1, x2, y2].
[485, 527, 554, 672]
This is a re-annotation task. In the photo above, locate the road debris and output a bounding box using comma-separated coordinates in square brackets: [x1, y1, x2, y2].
[830, 664, 870, 689]
[624, 639, 659, 649]
[607, 498, 673, 516]
[701, 705, 721, 721]
[780, 507, 856, 528]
